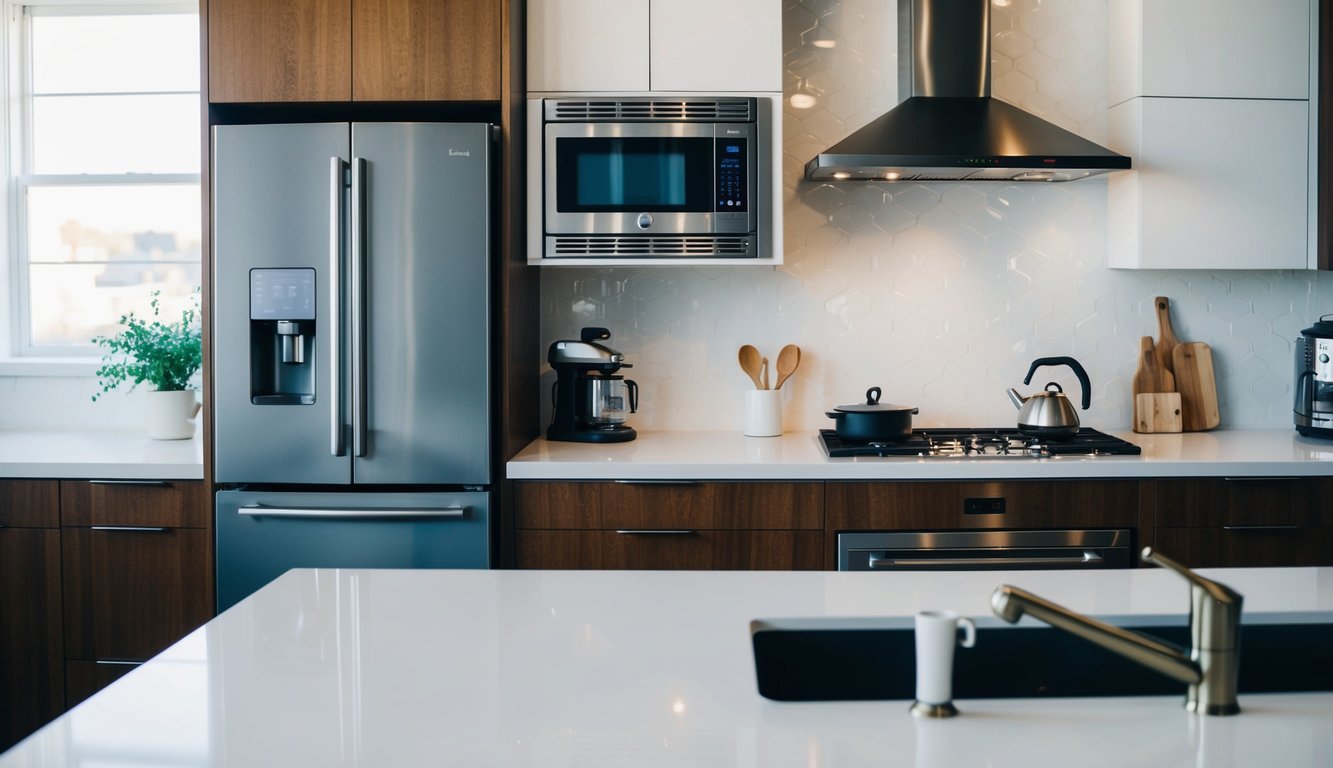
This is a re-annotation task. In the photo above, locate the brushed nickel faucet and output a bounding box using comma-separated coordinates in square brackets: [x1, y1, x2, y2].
[990, 547, 1243, 715]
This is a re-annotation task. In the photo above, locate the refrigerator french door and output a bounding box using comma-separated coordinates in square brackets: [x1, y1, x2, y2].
[212, 122, 492, 612]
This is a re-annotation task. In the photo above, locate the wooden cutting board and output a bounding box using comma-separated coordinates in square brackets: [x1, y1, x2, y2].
[1173, 342, 1220, 431]
[1154, 296, 1180, 376]
[1134, 393, 1182, 433]
[1132, 336, 1174, 394]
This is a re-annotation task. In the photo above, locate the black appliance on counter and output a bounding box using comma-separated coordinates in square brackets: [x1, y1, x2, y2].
[1295, 314, 1333, 438]
[547, 327, 638, 443]
[819, 427, 1142, 458]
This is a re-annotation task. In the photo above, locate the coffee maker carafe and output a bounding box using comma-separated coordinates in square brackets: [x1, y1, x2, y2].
[548, 327, 639, 443]
[1294, 314, 1333, 438]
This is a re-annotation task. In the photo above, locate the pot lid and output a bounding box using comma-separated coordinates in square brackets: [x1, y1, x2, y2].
[833, 387, 919, 414]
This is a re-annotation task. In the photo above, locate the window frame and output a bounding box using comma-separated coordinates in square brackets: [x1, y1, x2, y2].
[3, 0, 200, 369]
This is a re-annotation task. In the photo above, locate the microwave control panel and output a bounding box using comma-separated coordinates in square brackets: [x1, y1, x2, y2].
[715, 138, 748, 213]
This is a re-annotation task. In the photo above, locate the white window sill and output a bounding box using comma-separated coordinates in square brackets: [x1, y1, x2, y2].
[0, 357, 102, 377]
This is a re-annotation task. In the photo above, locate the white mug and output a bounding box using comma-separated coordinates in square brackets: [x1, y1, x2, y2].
[913, 610, 976, 712]
[743, 389, 782, 437]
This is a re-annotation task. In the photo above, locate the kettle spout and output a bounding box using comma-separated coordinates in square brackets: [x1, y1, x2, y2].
[1007, 388, 1028, 410]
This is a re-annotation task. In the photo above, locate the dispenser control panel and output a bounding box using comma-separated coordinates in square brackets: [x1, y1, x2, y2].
[251, 268, 315, 320]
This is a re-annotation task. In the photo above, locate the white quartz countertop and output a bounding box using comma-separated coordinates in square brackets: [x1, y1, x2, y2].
[0, 430, 203, 480]
[3, 567, 1331, 767]
[507, 428, 1333, 480]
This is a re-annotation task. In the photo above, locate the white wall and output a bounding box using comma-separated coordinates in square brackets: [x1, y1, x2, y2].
[538, 0, 1333, 433]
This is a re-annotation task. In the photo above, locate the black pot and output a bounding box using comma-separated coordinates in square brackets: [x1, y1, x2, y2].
[825, 387, 919, 441]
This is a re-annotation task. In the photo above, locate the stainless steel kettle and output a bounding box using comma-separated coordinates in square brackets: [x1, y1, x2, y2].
[1007, 356, 1091, 438]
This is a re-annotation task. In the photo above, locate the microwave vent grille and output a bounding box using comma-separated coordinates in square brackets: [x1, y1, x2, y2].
[547, 235, 756, 258]
[548, 99, 754, 122]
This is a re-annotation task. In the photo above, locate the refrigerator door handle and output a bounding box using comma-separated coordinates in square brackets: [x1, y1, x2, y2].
[238, 504, 467, 520]
[330, 156, 347, 457]
[351, 157, 368, 457]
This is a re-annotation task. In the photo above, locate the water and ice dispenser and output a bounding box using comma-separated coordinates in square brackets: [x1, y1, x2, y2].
[250, 268, 316, 405]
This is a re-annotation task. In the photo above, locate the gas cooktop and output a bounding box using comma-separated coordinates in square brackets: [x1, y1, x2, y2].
[819, 427, 1141, 458]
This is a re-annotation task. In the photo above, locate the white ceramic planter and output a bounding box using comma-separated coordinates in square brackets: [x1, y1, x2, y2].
[146, 389, 201, 440]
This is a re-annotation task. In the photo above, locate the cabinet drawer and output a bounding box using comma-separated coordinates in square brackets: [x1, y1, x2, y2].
[61, 527, 212, 661]
[515, 481, 824, 530]
[0, 479, 59, 528]
[826, 481, 1140, 531]
[1153, 526, 1333, 568]
[516, 530, 825, 570]
[61, 480, 207, 528]
[1151, 477, 1318, 528]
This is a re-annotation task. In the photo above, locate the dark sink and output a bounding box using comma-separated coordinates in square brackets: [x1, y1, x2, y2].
[750, 616, 1333, 702]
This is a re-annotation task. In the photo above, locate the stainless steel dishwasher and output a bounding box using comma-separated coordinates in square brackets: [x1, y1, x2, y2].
[837, 529, 1134, 571]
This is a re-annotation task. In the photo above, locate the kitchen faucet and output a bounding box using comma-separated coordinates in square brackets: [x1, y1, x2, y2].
[990, 547, 1243, 715]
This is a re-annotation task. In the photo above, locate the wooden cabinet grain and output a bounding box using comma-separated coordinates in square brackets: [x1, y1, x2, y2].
[209, 0, 500, 103]
[512, 481, 824, 570]
[59, 480, 212, 707]
[0, 480, 63, 751]
[825, 480, 1141, 531]
[1148, 477, 1333, 568]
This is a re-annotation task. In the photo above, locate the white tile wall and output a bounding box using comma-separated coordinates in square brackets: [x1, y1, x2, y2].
[540, 0, 1333, 433]
[0, 376, 144, 430]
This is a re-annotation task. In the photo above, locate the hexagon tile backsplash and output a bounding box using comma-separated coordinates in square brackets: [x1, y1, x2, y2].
[546, 0, 1333, 433]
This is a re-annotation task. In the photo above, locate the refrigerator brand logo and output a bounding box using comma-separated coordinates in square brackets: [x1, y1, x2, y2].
[449, 149, 471, 157]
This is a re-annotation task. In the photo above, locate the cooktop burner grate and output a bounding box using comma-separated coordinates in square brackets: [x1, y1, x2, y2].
[819, 428, 1141, 458]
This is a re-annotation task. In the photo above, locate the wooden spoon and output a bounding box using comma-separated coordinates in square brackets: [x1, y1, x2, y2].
[773, 344, 801, 390]
[738, 345, 764, 389]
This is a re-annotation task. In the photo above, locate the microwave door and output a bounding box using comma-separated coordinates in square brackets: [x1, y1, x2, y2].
[544, 122, 719, 235]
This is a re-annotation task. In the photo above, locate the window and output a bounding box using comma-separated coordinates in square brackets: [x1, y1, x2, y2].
[8, 2, 200, 358]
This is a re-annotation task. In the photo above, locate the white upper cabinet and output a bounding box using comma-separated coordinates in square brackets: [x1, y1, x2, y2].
[1107, 0, 1316, 270]
[649, 0, 781, 92]
[1109, 0, 1309, 104]
[527, 0, 650, 92]
[527, 0, 780, 93]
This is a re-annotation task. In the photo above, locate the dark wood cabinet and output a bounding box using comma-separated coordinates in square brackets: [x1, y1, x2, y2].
[59, 480, 212, 707]
[0, 480, 64, 751]
[1147, 477, 1333, 568]
[208, 0, 500, 103]
[825, 480, 1141, 530]
[512, 481, 825, 570]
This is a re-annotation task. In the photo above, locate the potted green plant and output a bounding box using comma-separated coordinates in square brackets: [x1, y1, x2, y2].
[93, 289, 202, 440]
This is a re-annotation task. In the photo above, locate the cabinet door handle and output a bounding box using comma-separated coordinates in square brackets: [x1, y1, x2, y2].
[1221, 477, 1301, 482]
[90, 526, 169, 532]
[1221, 524, 1303, 532]
[614, 529, 697, 535]
[89, 480, 171, 487]
[612, 480, 699, 486]
[238, 505, 466, 520]
[95, 659, 143, 666]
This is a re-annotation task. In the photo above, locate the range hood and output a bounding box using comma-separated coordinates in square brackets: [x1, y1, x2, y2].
[805, 0, 1131, 182]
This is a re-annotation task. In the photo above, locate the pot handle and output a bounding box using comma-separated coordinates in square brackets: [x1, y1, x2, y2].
[1022, 357, 1091, 410]
[865, 386, 881, 405]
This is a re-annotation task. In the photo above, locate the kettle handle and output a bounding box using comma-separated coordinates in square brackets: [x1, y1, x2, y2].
[1023, 357, 1091, 410]
[626, 380, 639, 414]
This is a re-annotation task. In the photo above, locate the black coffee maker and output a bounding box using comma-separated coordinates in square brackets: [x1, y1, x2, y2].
[1294, 314, 1333, 438]
[548, 327, 638, 443]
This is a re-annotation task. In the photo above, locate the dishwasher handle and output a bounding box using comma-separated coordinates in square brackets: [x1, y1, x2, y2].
[238, 505, 467, 520]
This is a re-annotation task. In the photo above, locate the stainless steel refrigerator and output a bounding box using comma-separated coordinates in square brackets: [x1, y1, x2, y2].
[212, 122, 492, 612]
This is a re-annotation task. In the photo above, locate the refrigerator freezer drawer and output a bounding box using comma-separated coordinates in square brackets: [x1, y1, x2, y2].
[216, 490, 489, 612]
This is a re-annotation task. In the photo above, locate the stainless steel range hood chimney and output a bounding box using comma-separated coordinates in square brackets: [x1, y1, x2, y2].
[805, 0, 1131, 182]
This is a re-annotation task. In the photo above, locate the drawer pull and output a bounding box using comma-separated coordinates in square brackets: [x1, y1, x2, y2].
[94, 659, 143, 666]
[1221, 524, 1303, 532]
[614, 529, 697, 535]
[612, 480, 700, 486]
[88, 480, 172, 487]
[90, 526, 169, 532]
[1221, 477, 1301, 482]
[239, 505, 466, 520]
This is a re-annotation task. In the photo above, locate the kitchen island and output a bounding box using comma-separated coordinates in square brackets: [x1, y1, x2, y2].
[2, 567, 1331, 767]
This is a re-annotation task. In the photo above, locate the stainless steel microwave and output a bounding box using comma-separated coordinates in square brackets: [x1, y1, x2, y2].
[536, 96, 769, 259]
